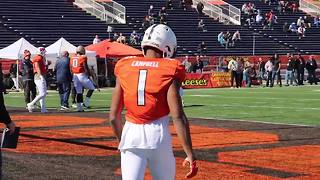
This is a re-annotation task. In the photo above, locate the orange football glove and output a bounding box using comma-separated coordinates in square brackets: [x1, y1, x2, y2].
[183, 158, 198, 178]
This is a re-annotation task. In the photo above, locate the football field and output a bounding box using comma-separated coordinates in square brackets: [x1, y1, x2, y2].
[1, 86, 320, 179]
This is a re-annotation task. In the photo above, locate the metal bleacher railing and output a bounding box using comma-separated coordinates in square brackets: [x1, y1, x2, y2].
[192, 0, 241, 25]
[74, 0, 126, 24]
[299, 0, 320, 17]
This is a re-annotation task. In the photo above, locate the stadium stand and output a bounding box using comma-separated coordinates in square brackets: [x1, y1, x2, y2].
[225, 0, 320, 55]
[0, 0, 131, 48]
[0, 19, 20, 49]
[116, 0, 294, 56]
[0, 0, 296, 56]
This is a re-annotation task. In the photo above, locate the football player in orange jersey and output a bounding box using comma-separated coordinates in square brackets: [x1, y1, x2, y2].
[109, 24, 198, 180]
[70, 46, 95, 112]
[27, 47, 48, 113]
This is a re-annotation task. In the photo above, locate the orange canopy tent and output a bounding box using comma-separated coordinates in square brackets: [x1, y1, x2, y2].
[85, 39, 143, 58]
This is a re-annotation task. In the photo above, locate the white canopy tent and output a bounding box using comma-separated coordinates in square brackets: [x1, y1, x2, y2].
[0, 38, 38, 60]
[0, 38, 38, 90]
[45, 38, 97, 74]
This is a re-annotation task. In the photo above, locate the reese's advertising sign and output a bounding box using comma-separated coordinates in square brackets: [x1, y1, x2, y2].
[182, 73, 212, 89]
[182, 72, 231, 89]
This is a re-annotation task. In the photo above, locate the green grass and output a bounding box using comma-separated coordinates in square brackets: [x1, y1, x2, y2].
[4, 86, 320, 126]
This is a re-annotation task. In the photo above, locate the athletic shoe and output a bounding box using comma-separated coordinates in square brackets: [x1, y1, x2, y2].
[26, 103, 33, 113]
[41, 109, 48, 113]
[71, 104, 77, 108]
[82, 103, 91, 109]
[60, 106, 70, 110]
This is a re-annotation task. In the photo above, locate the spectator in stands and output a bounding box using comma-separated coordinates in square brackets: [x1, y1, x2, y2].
[54, 51, 72, 110]
[267, 10, 277, 30]
[117, 33, 126, 44]
[142, 16, 152, 31]
[92, 35, 101, 44]
[257, 57, 266, 85]
[195, 56, 204, 73]
[297, 17, 304, 27]
[231, 30, 241, 47]
[217, 31, 226, 47]
[198, 19, 206, 32]
[285, 53, 295, 86]
[182, 55, 192, 73]
[277, 1, 284, 14]
[9, 61, 19, 91]
[314, 15, 320, 28]
[180, 0, 187, 10]
[291, 2, 298, 13]
[220, 58, 229, 72]
[243, 61, 252, 87]
[159, 16, 167, 25]
[21, 50, 36, 108]
[192, 56, 203, 73]
[306, 55, 318, 85]
[198, 41, 207, 56]
[255, 11, 263, 25]
[265, 57, 274, 87]
[148, 5, 156, 19]
[303, 16, 311, 28]
[112, 32, 119, 42]
[262, 15, 269, 29]
[224, 31, 232, 49]
[297, 24, 306, 39]
[228, 57, 238, 88]
[196, 2, 204, 16]
[130, 30, 140, 45]
[296, 53, 305, 85]
[236, 58, 244, 87]
[283, 22, 290, 36]
[166, 0, 173, 10]
[289, 22, 298, 33]
[159, 7, 167, 19]
[272, 54, 282, 87]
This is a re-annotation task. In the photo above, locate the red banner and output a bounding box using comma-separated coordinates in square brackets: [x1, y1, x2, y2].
[182, 72, 231, 89]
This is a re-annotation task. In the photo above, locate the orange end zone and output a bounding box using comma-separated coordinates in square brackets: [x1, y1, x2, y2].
[219, 145, 320, 179]
[9, 115, 105, 128]
[4, 115, 279, 157]
[170, 125, 279, 150]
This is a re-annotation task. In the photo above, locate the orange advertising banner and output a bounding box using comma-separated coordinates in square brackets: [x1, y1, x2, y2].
[211, 72, 231, 88]
[182, 72, 231, 89]
[182, 73, 212, 89]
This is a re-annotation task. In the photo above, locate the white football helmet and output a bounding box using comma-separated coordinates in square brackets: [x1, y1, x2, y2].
[37, 47, 46, 55]
[76, 45, 86, 55]
[141, 24, 177, 58]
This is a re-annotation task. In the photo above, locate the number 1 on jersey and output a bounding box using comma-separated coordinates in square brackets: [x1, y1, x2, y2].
[72, 59, 78, 67]
[137, 70, 147, 106]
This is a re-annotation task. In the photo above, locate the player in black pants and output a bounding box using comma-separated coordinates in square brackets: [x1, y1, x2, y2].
[0, 63, 16, 178]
